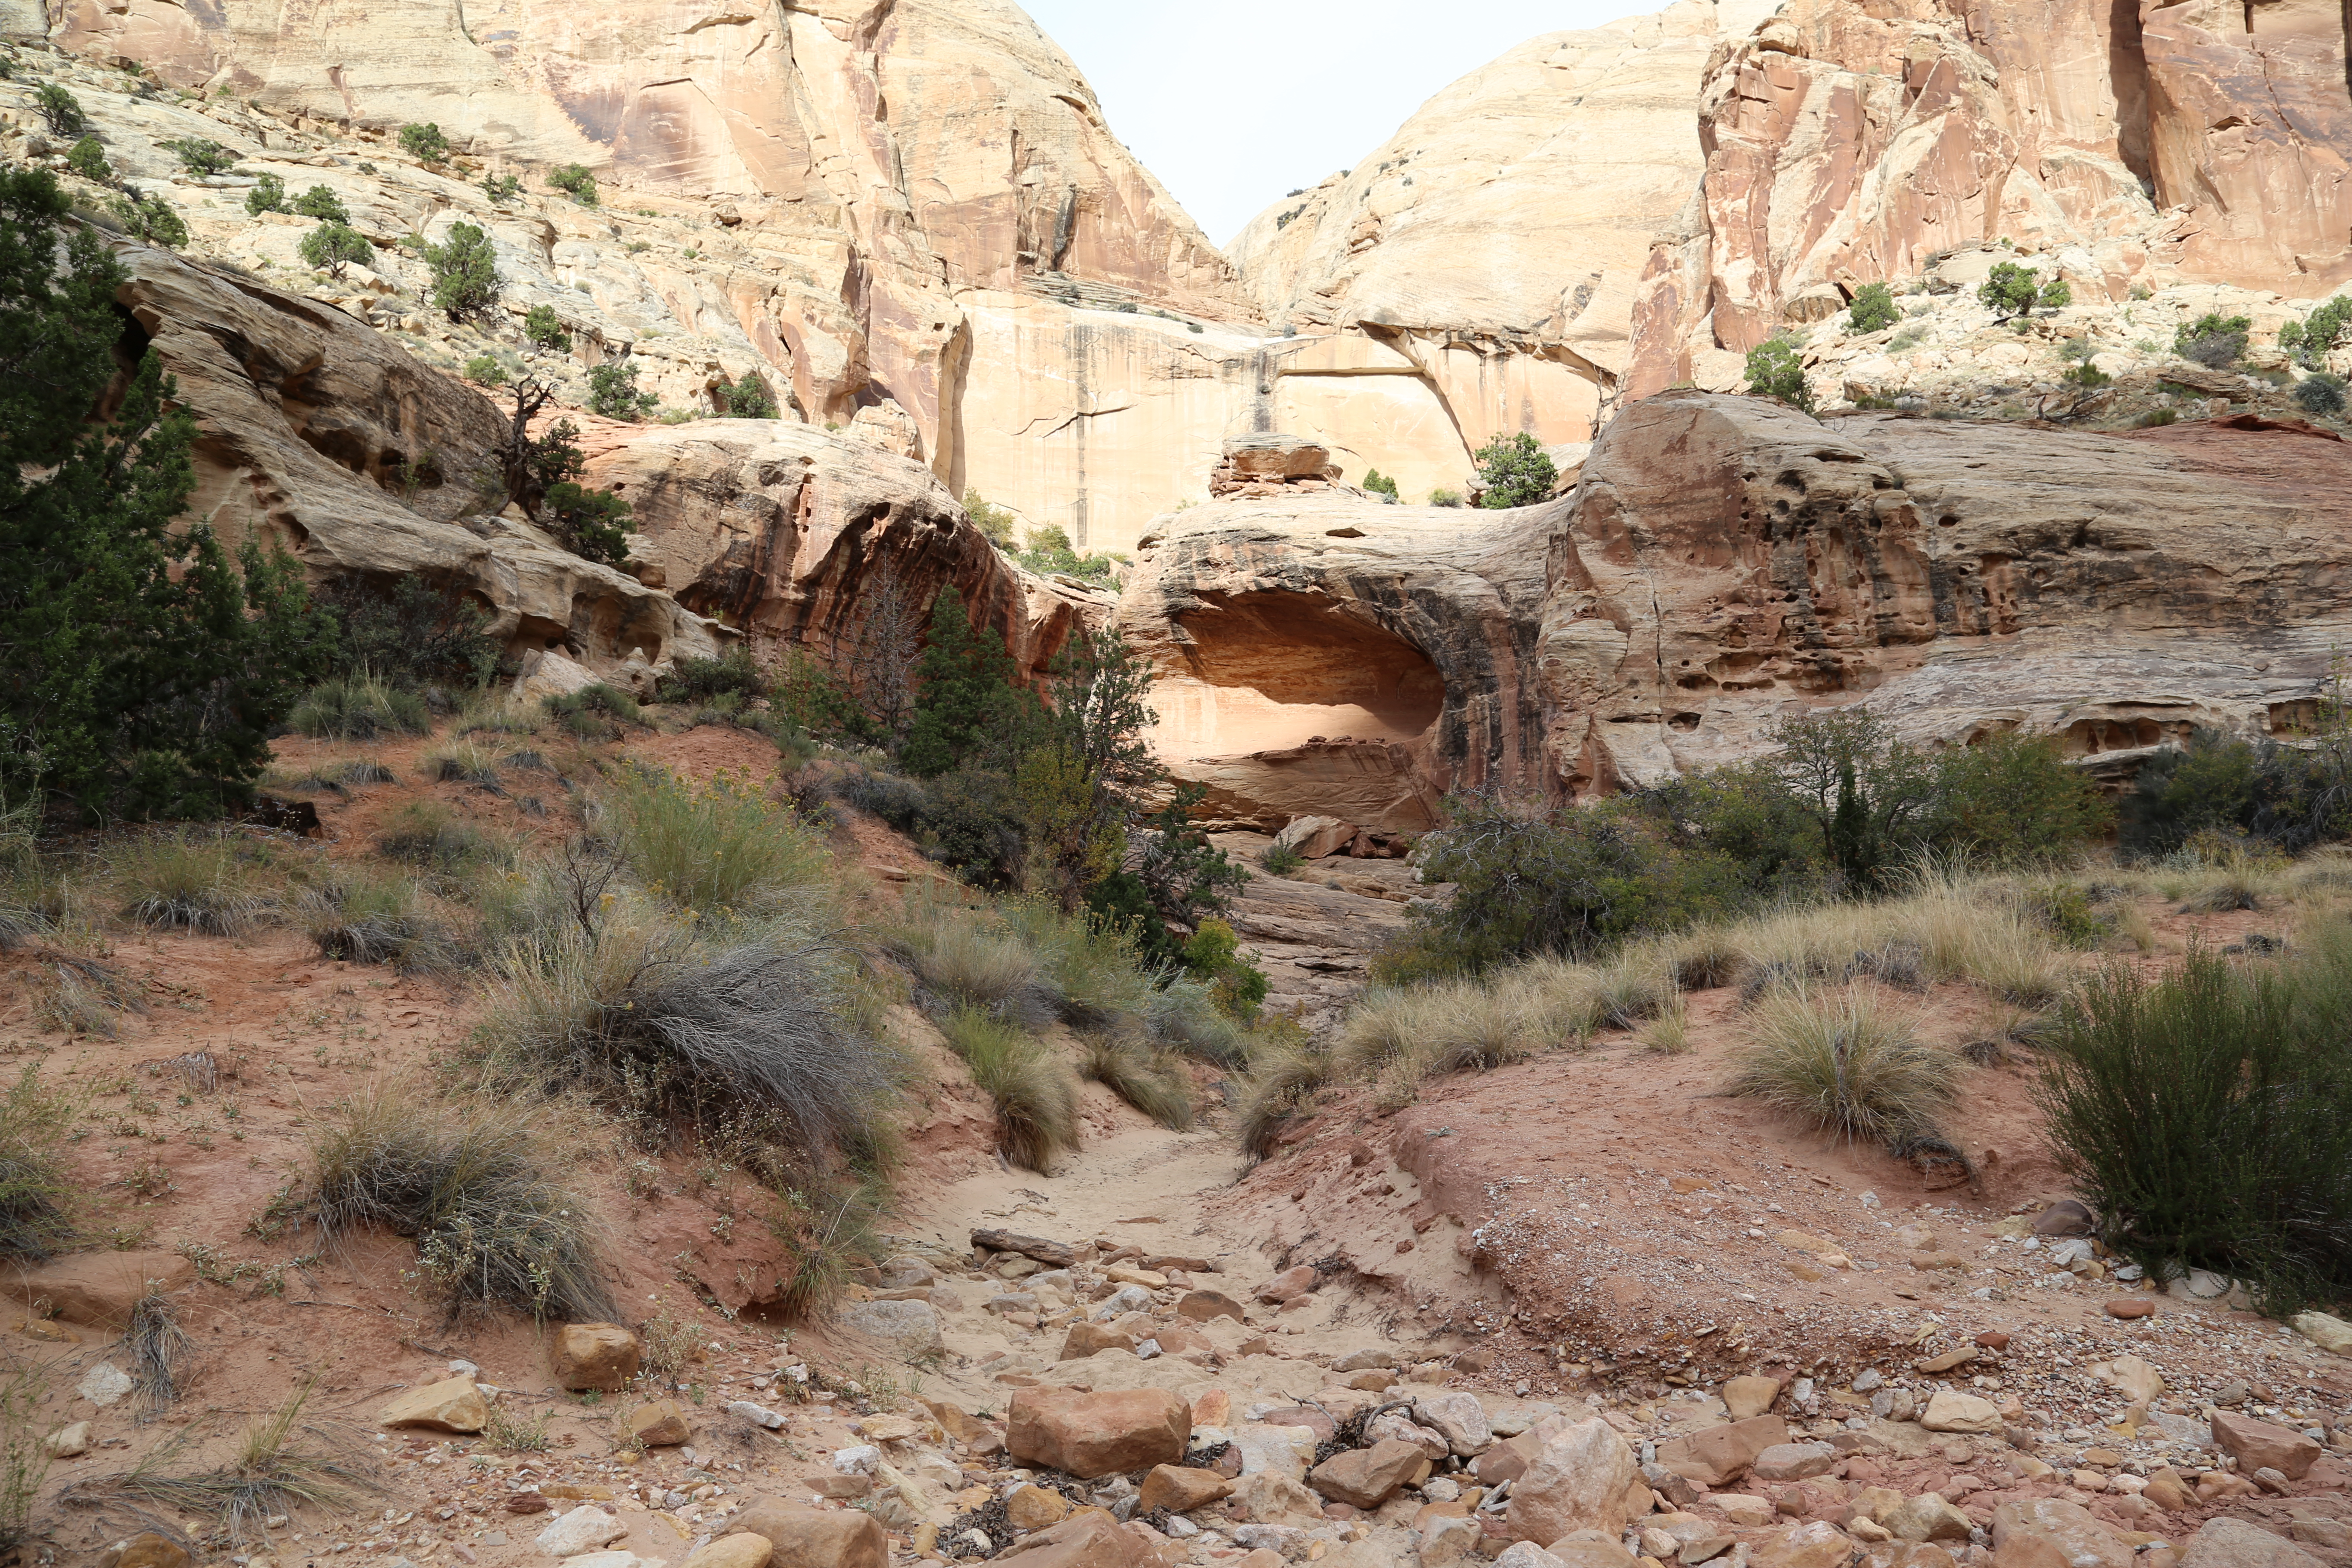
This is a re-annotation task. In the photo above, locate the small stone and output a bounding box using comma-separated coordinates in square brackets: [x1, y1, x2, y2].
[836, 1298, 945, 1354]
[1751, 1442, 1837, 1482]
[1308, 1439, 1431, 1509]
[42, 1420, 90, 1458]
[1919, 1391, 2001, 1435]
[1347, 1368, 1397, 1390]
[551, 1323, 642, 1391]
[1332, 1349, 1400, 1372]
[536, 1504, 627, 1558]
[1138, 1464, 1233, 1513]
[1884, 1494, 1972, 1544]
[1256, 1266, 1317, 1304]
[734, 1504, 888, 1568]
[1989, 1499, 2131, 1568]
[377, 1376, 489, 1433]
[1914, 1349, 1977, 1375]
[77, 1362, 132, 1408]
[1004, 1482, 1069, 1530]
[2031, 1200, 2095, 1236]
[1712, 1495, 1776, 1528]
[1752, 1522, 1859, 1568]
[2179, 1518, 2325, 1568]
[2104, 1299, 2154, 1320]
[875, 1255, 937, 1289]
[1723, 1377, 1782, 1420]
[627, 1399, 689, 1446]
[1177, 1289, 1246, 1323]
[727, 1400, 786, 1430]
[1415, 1392, 1493, 1456]
[831, 1443, 880, 1475]
[1974, 1332, 2010, 1350]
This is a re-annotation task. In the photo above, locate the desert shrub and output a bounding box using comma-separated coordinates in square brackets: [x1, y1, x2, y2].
[1922, 731, 2111, 863]
[291, 184, 349, 222]
[606, 767, 828, 915]
[298, 870, 458, 971]
[2134, 407, 2179, 428]
[1181, 918, 1268, 1020]
[1470, 431, 1556, 508]
[1428, 488, 1463, 508]
[1361, 469, 1400, 503]
[962, 490, 1017, 547]
[0, 1365, 49, 1554]
[1014, 523, 1117, 583]
[398, 122, 450, 164]
[940, 1006, 1078, 1173]
[2122, 723, 2352, 855]
[1337, 982, 1540, 1089]
[163, 137, 238, 176]
[108, 189, 187, 248]
[1401, 793, 1727, 974]
[65, 136, 111, 183]
[2062, 361, 2112, 389]
[523, 304, 572, 353]
[2037, 945, 2352, 1311]
[0, 1068, 76, 1259]
[307, 1086, 606, 1320]
[587, 360, 654, 420]
[464, 355, 506, 386]
[1727, 984, 1958, 1145]
[375, 800, 499, 871]
[2297, 373, 2346, 416]
[902, 589, 1030, 778]
[1638, 995, 1691, 1054]
[418, 736, 502, 788]
[1744, 334, 1811, 410]
[542, 481, 633, 565]
[481, 171, 522, 205]
[890, 912, 1050, 1025]
[654, 648, 764, 704]
[1979, 261, 2070, 321]
[541, 682, 641, 738]
[1262, 843, 1304, 876]
[318, 577, 501, 692]
[712, 371, 777, 419]
[244, 172, 287, 214]
[1235, 1023, 1331, 1162]
[297, 220, 371, 278]
[36, 85, 85, 136]
[1848, 283, 1900, 334]
[1634, 761, 1827, 899]
[111, 831, 269, 935]
[288, 673, 432, 739]
[2175, 312, 2251, 369]
[2282, 297, 2352, 368]
[1079, 1036, 1194, 1130]
[547, 163, 598, 206]
[425, 221, 500, 322]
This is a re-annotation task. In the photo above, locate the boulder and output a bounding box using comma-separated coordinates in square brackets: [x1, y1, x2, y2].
[536, 1504, 628, 1557]
[1991, 1500, 2133, 1568]
[1656, 1415, 1789, 1488]
[1139, 1464, 1234, 1513]
[1061, 1322, 1139, 1360]
[1415, 1393, 1494, 1456]
[1273, 816, 1357, 861]
[1722, 1377, 1782, 1420]
[1885, 1495, 1973, 1544]
[1550, 1538, 1641, 1568]
[1506, 1417, 1644, 1544]
[377, 1376, 489, 1433]
[992, 1512, 1158, 1568]
[626, 1399, 690, 1446]
[1177, 1289, 1246, 1323]
[1920, 1391, 2003, 1435]
[1713, 1496, 1777, 1528]
[551, 1323, 642, 1392]
[733, 1503, 887, 1568]
[2180, 1520, 2322, 1568]
[875, 1256, 937, 1289]
[680, 1537, 773, 1568]
[1752, 1442, 1838, 1482]
[1235, 1423, 1321, 1479]
[1866, 1549, 1960, 1568]
[1752, 1522, 1860, 1568]
[836, 1298, 944, 1356]
[925, 1399, 1006, 1455]
[1006, 1387, 1191, 1479]
[1308, 1439, 1433, 1508]
[98, 1536, 189, 1568]
[1496, 1548, 1568, 1568]
[2210, 1412, 2322, 1480]
[14, 1252, 195, 1329]
[1479, 1431, 1547, 1485]
[1006, 1484, 1070, 1530]
[1256, 1266, 1318, 1304]
[2290, 1311, 2352, 1357]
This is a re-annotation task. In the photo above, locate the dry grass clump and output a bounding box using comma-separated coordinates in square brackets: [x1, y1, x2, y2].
[375, 800, 505, 874]
[305, 1086, 609, 1322]
[1637, 995, 1691, 1055]
[124, 1287, 192, 1420]
[0, 1365, 48, 1554]
[471, 911, 896, 1164]
[0, 1068, 77, 1259]
[297, 870, 460, 972]
[941, 1007, 1079, 1172]
[288, 673, 431, 741]
[1726, 984, 1959, 1144]
[605, 767, 829, 916]
[1235, 1023, 1332, 1164]
[110, 831, 271, 936]
[27, 953, 143, 1039]
[419, 737, 503, 789]
[1079, 1036, 1194, 1130]
[1336, 982, 1540, 1088]
[61, 1375, 381, 1544]
[891, 914, 1050, 1024]
[454, 689, 543, 738]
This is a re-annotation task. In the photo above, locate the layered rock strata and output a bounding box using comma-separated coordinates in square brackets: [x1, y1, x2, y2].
[1120, 393, 2352, 831]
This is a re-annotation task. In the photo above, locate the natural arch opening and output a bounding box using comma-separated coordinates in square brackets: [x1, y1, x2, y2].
[1149, 588, 1444, 760]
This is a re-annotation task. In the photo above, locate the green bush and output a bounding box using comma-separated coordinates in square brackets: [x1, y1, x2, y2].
[1744, 334, 1811, 410]
[291, 184, 349, 223]
[1921, 731, 2112, 865]
[425, 221, 500, 322]
[1, 170, 333, 818]
[962, 490, 1017, 547]
[163, 138, 238, 176]
[606, 767, 828, 916]
[398, 122, 450, 164]
[2037, 944, 2352, 1312]
[2296, 373, 2346, 416]
[1979, 261, 2070, 321]
[2063, 362, 2112, 389]
[1361, 468, 1400, 503]
[481, 172, 521, 205]
[587, 361, 654, 420]
[523, 304, 572, 353]
[541, 481, 632, 565]
[288, 673, 432, 740]
[245, 172, 287, 214]
[1262, 843, 1304, 876]
[2282, 296, 2351, 368]
[1182, 917, 1268, 1019]
[65, 136, 110, 183]
[713, 371, 777, 419]
[654, 649, 764, 704]
[540, 683, 641, 739]
[1427, 487, 1463, 508]
[109, 190, 187, 249]
[547, 164, 598, 207]
[1014, 523, 1117, 582]
[463, 354, 506, 386]
[2175, 312, 2251, 369]
[1847, 282, 1900, 334]
[901, 589, 1030, 778]
[297, 221, 372, 279]
[35, 85, 84, 138]
[317, 576, 501, 691]
[2121, 723, 2352, 854]
[1470, 431, 1556, 508]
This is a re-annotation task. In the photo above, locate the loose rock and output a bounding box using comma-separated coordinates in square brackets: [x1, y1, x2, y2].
[1006, 1387, 1190, 1479]
[377, 1376, 489, 1433]
[551, 1323, 641, 1391]
[536, 1504, 628, 1558]
[1507, 1417, 1645, 1544]
[2210, 1411, 2322, 1480]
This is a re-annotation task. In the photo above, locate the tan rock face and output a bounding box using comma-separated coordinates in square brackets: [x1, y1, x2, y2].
[1627, 0, 2352, 395]
[1505, 1417, 1645, 1544]
[1005, 1387, 1191, 1479]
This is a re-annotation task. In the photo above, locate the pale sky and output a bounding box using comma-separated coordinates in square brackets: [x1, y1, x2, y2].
[1023, 0, 1668, 248]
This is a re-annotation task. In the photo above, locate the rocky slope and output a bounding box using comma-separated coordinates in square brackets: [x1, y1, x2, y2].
[1626, 0, 2352, 394]
[1119, 393, 2352, 830]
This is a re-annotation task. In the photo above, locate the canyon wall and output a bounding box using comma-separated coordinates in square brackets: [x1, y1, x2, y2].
[1627, 0, 2352, 393]
[1120, 394, 2352, 831]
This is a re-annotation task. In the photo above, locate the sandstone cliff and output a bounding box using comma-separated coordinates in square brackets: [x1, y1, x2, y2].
[1120, 393, 2352, 831]
[1627, 0, 2352, 393]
